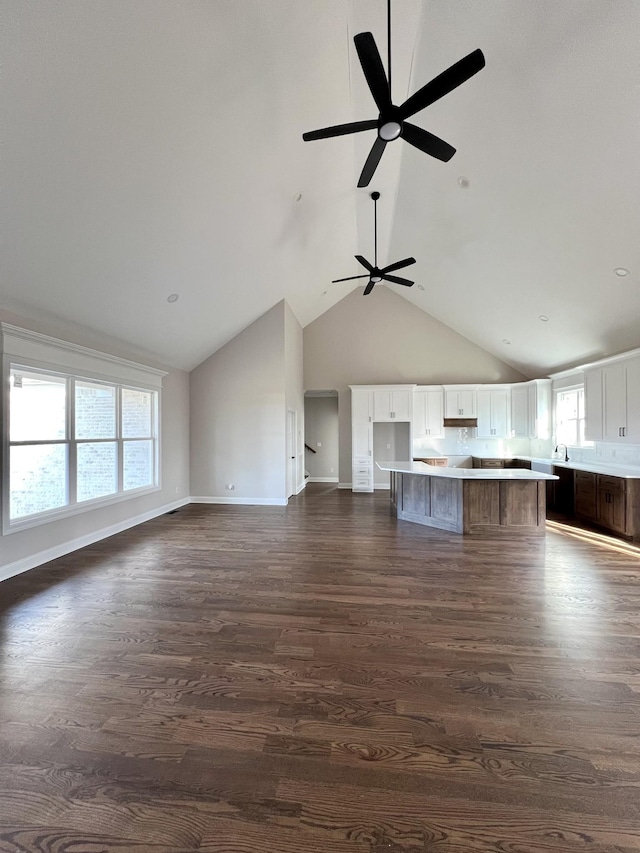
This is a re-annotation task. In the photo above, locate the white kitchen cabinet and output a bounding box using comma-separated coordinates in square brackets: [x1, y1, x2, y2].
[584, 368, 604, 441]
[352, 421, 372, 460]
[476, 387, 510, 438]
[529, 379, 551, 440]
[444, 387, 476, 418]
[510, 384, 530, 438]
[510, 379, 551, 439]
[350, 385, 415, 492]
[350, 387, 373, 491]
[625, 356, 640, 442]
[603, 362, 627, 441]
[373, 389, 412, 422]
[413, 387, 444, 438]
[587, 356, 640, 443]
[352, 387, 373, 427]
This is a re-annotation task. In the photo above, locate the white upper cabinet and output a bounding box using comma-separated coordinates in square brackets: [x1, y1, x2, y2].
[510, 379, 550, 439]
[444, 387, 476, 418]
[373, 389, 412, 421]
[476, 387, 510, 438]
[584, 368, 604, 441]
[351, 387, 373, 427]
[625, 356, 640, 442]
[586, 355, 640, 442]
[510, 384, 530, 438]
[603, 363, 627, 441]
[413, 387, 444, 438]
[529, 380, 551, 440]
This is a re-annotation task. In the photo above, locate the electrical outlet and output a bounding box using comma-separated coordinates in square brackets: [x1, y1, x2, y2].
[330, 467, 334, 473]
[316, 441, 322, 447]
[386, 443, 391, 450]
[226, 483, 235, 490]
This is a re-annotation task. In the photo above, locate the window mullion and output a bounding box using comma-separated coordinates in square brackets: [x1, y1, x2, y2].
[117, 386, 124, 494]
[68, 376, 76, 506]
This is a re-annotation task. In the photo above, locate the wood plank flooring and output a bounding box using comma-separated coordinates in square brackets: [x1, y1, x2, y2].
[1, 483, 640, 851]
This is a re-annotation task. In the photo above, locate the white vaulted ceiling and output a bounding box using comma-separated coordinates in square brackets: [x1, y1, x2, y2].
[1, 1, 639, 375]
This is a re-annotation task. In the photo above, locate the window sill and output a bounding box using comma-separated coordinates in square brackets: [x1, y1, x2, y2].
[3, 484, 161, 536]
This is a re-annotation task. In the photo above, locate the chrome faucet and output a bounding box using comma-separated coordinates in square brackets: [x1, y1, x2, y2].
[554, 443, 569, 462]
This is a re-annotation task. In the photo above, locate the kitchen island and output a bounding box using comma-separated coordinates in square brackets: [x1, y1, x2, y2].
[378, 461, 558, 536]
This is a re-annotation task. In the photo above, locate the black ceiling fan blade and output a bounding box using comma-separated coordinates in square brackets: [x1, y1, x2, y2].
[355, 254, 373, 272]
[363, 281, 376, 296]
[331, 274, 370, 283]
[402, 123, 455, 162]
[398, 48, 486, 120]
[357, 137, 387, 188]
[354, 32, 391, 113]
[382, 273, 414, 287]
[302, 119, 377, 141]
[381, 257, 416, 274]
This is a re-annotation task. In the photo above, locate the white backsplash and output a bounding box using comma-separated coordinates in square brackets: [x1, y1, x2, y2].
[413, 429, 542, 459]
[567, 441, 640, 468]
[413, 430, 640, 469]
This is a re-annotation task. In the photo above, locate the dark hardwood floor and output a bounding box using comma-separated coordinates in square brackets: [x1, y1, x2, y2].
[1, 483, 640, 851]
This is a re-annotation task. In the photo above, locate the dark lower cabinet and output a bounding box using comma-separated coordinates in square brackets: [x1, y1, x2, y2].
[597, 475, 627, 535]
[549, 466, 575, 515]
[574, 471, 636, 539]
[575, 471, 597, 520]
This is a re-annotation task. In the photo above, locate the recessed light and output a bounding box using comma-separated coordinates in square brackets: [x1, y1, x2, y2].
[614, 267, 630, 277]
[538, 314, 549, 322]
[502, 339, 511, 345]
[457, 176, 470, 189]
[167, 294, 179, 303]
[417, 284, 425, 291]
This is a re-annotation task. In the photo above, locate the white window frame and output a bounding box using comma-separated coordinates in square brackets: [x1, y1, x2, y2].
[1, 323, 166, 535]
[554, 385, 592, 449]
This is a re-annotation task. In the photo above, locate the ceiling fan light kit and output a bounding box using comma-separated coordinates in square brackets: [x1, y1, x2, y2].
[304, 0, 485, 294]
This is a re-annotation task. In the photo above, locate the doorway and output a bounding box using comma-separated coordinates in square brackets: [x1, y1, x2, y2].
[304, 391, 339, 484]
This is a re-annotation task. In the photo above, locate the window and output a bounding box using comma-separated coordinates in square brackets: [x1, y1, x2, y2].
[555, 387, 592, 448]
[7, 365, 159, 529]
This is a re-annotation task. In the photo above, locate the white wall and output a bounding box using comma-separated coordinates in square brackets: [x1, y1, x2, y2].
[304, 396, 339, 481]
[0, 311, 190, 580]
[304, 287, 527, 484]
[190, 301, 290, 504]
[284, 302, 305, 495]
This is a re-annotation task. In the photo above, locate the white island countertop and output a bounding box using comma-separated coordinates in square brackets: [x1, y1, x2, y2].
[377, 461, 558, 480]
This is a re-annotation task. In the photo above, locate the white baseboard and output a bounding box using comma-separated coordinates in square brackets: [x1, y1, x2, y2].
[295, 481, 306, 494]
[374, 484, 391, 490]
[191, 496, 288, 506]
[338, 482, 352, 489]
[0, 497, 190, 584]
[308, 477, 339, 483]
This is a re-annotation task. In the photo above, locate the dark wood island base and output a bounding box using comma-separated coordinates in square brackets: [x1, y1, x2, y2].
[391, 470, 549, 536]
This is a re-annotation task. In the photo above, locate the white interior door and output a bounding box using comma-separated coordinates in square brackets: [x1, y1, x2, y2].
[287, 409, 297, 498]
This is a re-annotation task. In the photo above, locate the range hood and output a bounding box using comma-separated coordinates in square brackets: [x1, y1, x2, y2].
[443, 417, 478, 428]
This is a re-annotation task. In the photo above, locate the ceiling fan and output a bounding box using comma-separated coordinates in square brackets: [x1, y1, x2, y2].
[332, 191, 415, 296]
[303, 0, 485, 187]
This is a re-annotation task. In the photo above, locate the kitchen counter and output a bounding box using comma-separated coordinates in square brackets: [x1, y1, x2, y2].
[527, 458, 640, 479]
[379, 462, 556, 537]
[379, 461, 558, 481]
[469, 455, 640, 478]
